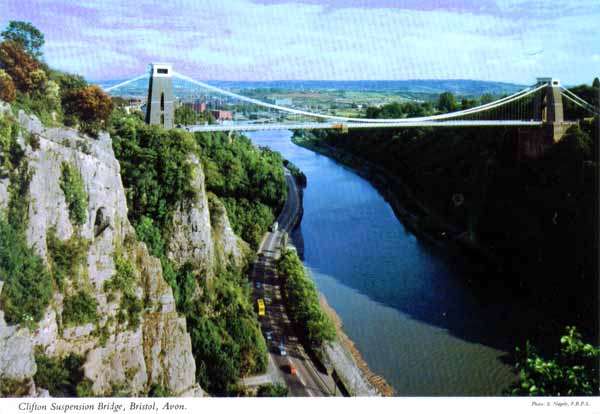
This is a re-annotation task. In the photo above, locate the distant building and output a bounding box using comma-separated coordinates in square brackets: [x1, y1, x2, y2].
[124, 98, 144, 114]
[183, 101, 206, 113]
[211, 110, 233, 121]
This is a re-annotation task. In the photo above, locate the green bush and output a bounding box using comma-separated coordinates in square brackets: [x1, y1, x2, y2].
[277, 249, 336, 347]
[103, 250, 136, 296]
[187, 268, 268, 395]
[46, 228, 89, 290]
[62, 291, 99, 327]
[59, 162, 88, 225]
[118, 292, 143, 331]
[112, 116, 197, 231]
[257, 383, 288, 397]
[34, 351, 85, 397]
[196, 131, 286, 246]
[148, 383, 172, 397]
[508, 327, 599, 396]
[0, 218, 53, 327]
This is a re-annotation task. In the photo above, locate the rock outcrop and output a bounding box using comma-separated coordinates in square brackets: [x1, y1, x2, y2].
[167, 155, 249, 279]
[0, 104, 243, 396]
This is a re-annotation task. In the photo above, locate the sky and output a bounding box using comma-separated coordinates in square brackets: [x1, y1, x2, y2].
[1, 0, 599, 84]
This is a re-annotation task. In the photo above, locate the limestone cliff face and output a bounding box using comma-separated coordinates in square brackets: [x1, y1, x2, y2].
[167, 155, 249, 278]
[0, 104, 243, 396]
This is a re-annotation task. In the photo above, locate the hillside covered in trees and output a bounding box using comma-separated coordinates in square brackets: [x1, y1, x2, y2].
[294, 85, 599, 395]
[0, 21, 287, 397]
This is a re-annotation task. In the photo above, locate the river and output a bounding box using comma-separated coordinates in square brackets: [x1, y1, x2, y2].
[246, 129, 518, 396]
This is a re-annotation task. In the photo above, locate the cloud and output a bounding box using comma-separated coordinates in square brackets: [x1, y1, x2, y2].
[0, 0, 598, 84]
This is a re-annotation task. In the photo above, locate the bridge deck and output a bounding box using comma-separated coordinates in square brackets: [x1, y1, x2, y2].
[186, 120, 543, 132]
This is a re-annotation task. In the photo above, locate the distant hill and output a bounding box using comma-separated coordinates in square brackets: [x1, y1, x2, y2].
[96, 77, 525, 98]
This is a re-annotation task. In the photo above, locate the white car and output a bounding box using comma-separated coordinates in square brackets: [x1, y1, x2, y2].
[278, 343, 287, 356]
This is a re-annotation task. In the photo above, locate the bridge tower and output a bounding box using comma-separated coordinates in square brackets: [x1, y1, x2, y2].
[145, 63, 174, 130]
[518, 78, 574, 159]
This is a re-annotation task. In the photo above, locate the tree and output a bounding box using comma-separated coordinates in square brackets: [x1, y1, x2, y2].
[0, 41, 46, 93]
[509, 327, 599, 396]
[175, 105, 200, 125]
[480, 93, 494, 105]
[593, 77, 599, 89]
[461, 98, 476, 110]
[437, 92, 458, 113]
[1, 21, 45, 58]
[62, 85, 114, 135]
[0, 70, 16, 102]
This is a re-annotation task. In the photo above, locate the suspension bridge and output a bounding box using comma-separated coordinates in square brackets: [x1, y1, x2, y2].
[102, 64, 598, 142]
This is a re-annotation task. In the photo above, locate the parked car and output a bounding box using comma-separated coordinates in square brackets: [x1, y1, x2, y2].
[265, 330, 272, 341]
[278, 342, 287, 356]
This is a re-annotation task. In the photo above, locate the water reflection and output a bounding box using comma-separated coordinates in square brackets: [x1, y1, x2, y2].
[246, 130, 517, 395]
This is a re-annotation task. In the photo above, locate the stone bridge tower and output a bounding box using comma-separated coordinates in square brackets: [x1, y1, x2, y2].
[145, 63, 174, 130]
[518, 78, 574, 159]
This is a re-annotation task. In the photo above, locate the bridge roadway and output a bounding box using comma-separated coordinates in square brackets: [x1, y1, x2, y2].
[186, 119, 542, 133]
[248, 172, 339, 397]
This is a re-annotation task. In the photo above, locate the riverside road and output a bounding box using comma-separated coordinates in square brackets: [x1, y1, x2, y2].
[248, 172, 339, 397]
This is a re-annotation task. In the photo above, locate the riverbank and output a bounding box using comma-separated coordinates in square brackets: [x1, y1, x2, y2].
[283, 167, 393, 396]
[319, 295, 395, 396]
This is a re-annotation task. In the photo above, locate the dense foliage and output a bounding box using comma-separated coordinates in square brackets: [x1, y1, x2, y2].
[0, 217, 53, 327]
[256, 383, 288, 397]
[59, 162, 88, 225]
[62, 291, 99, 327]
[0, 70, 16, 103]
[62, 85, 114, 135]
[0, 21, 113, 133]
[186, 268, 268, 395]
[174, 105, 214, 126]
[296, 83, 598, 375]
[0, 114, 52, 328]
[111, 116, 198, 231]
[111, 115, 271, 395]
[283, 159, 307, 187]
[46, 229, 90, 291]
[509, 327, 599, 396]
[1, 21, 44, 58]
[196, 132, 287, 247]
[34, 351, 86, 397]
[277, 249, 336, 347]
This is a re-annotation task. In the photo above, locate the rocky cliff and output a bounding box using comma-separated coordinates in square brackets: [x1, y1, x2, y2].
[0, 103, 247, 396]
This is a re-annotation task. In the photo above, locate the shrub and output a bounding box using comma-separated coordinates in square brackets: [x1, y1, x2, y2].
[59, 162, 88, 225]
[0, 217, 53, 327]
[118, 292, 143, 331]
[508, 326, 599, 396]
[0, 70, 16, 103]
[148, 383, 172, 397]
[277, 249, 336, 347]
[34, 351, 85, 397]
[256, 383, 288, 397]
[62, 85, 114, 136]
[0, 40, 45, 93]
[46, 228, 90, 290]
[62, 291, 99, 327]
[103, 251, 136, 296]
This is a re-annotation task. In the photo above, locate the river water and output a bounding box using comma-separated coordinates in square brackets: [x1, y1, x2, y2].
[246, 130, 517, 396]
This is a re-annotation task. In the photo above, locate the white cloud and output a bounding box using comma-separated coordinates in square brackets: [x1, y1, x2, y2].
[0, 0, 598, 83]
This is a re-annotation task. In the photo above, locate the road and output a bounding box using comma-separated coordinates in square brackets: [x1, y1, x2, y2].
[248, 171, 339, 397]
